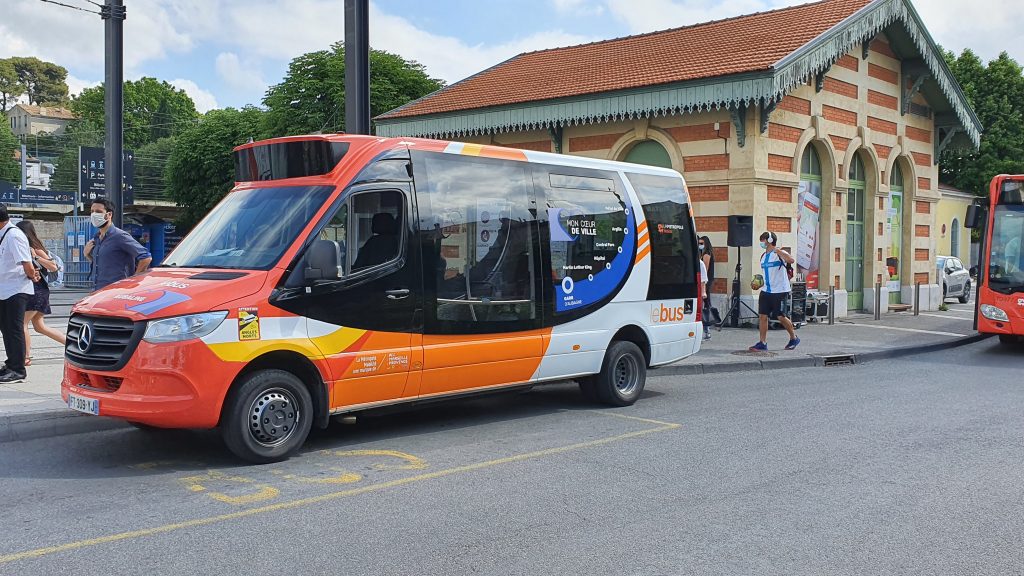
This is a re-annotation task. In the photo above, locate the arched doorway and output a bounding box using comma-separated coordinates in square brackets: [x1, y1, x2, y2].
[847, 154, 867, 310]
[887, 164, 904, 303]
[623, 140, 672, 169]
[951, 217, 961, 259]
[797, 145, 823, 289]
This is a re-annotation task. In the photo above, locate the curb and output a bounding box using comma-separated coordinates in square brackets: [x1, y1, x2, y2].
[653, 332, 992, 377]
[0, 333, 994, 444]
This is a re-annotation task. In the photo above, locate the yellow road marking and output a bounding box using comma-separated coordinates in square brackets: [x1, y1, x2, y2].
[0, 417, 679, 565]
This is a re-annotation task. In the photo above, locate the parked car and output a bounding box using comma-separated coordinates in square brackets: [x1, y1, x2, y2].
[937, 255, 972, 303]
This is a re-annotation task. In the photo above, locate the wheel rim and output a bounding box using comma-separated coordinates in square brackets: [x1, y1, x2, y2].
[248, 388, 300, 447]
[613, 353, 640, 396]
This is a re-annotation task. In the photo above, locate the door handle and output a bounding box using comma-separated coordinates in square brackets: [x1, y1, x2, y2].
[385, 288, 411, 300]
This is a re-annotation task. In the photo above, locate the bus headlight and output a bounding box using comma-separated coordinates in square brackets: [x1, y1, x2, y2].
[144, 312, 228, 343]
[980, 305, 1009, 322]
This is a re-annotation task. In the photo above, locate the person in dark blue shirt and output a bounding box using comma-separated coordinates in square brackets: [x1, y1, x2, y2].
[84, 197, 152, 290]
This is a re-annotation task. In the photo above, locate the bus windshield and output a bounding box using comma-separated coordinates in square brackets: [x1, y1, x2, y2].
[162, 185, 335, 270]
[989, 203, 1024, 293]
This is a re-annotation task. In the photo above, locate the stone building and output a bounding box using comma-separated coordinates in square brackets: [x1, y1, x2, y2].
[5, 104, 76, 137]
[376, 0, 980, 316]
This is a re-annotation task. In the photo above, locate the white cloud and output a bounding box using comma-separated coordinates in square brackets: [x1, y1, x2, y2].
[368, 6, 598, 84]
[216, 52, 267, 95]
[170, 79, 219, 112]
[65, 75, 100, 98]
[604, 0, 805, 34]
[552, 0, 605, 16]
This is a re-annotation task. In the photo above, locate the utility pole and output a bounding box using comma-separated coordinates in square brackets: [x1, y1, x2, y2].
[102, 0, 126, 226]
[344, 0, 370, 135]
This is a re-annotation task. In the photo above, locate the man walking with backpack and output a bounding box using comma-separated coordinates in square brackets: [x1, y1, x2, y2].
[749, 231, 800, 352]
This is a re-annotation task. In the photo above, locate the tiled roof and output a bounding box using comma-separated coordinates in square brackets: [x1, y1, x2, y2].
[10, 104, 76, 120]
[380, 0, 872, 120]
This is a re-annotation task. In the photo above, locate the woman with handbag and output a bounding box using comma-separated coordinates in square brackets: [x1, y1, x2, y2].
[16, 221, 66, 365]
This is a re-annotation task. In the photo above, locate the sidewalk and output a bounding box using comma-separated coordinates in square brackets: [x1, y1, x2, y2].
[0, 293, 987, 442]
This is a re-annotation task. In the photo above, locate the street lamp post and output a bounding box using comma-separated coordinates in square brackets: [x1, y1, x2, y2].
[344, 0, 370, 135]
[102, 0, 126, 226]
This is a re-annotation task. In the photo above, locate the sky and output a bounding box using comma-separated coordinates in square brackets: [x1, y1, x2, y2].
[0, 0, 1021, 113]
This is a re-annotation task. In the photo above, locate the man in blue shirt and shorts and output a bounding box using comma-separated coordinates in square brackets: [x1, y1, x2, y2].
[750, 231, 800, 351]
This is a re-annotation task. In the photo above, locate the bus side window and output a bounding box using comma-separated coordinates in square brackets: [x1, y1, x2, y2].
[417, 152, 538, 330]
[626, 172, 698, 301]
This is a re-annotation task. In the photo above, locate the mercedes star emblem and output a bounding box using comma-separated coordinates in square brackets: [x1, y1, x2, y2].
[78, 323, 93, 353]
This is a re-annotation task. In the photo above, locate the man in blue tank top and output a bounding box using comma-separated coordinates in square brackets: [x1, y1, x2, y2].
[749, 231, 800, 351]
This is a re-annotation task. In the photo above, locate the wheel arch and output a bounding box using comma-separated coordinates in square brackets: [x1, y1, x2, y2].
[611, 324, 652, 367]
[225, 351, 331, 429]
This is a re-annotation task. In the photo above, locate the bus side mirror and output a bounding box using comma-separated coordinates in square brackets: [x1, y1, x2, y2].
[965, 205, 982, 229]
[305, 240, 342, 282]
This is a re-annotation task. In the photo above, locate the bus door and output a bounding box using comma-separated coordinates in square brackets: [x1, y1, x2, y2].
[413, 151, 546, 396]
[289, 182, 423, 408]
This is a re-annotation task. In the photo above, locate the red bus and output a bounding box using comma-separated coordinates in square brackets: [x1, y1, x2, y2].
[967, 175, 1024, 344]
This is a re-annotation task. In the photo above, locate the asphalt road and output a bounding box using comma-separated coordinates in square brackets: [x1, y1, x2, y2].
[2, 338, 1023, 575]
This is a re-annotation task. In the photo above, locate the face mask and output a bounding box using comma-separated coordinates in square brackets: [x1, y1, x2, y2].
[91, 213, 108, 228]
[698, 244, 705, 251]
[760, 242, 768, 249]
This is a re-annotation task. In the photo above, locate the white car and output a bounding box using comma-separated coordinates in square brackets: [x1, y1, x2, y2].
[937, 256, 972, 303]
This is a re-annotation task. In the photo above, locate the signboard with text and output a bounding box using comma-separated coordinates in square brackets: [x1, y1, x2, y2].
[80, 146, 135, 205]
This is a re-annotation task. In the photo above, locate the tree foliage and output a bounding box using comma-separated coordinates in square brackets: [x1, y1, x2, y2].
[134, 136, 176, 200]
[48, 119, 105, 193]
[6, 56, 68, 105]
[941, 50, 1024, 195]
[0, 59, 24, 112]
[71, 77, 199, 150]
[262, 42, 443, 136]
[0, 117, 19, 184]
[165, 107, 263, 229]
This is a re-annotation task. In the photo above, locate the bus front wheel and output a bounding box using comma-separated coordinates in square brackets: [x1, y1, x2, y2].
[221, 369, 313, 464]
[590, 341, 647, 407]
[999, 335, 1020, 346]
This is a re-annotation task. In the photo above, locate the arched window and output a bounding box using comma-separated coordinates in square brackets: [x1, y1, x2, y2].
[846, 154, 867, 310]
[797, 146, 824, 288]
[801, 146, 822, 179]
[951, 217, 961, 258]
[887, 163, 905, 303]
[623, 140, 672, 169]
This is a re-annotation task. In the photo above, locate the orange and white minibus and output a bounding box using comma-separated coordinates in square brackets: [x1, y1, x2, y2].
[62, 135, 703, 462]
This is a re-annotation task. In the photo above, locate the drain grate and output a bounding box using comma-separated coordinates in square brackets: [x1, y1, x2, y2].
[821, 354, 855, 367]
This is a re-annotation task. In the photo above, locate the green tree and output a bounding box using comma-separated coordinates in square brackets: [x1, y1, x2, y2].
[71, 77, 199, 150]
[9, 56, 68, 105]
[0, 58, 25, 111]
[48, 118, 105, 193]
[262, 42, 443, 137]
[941, 50, 1024, 195]
[134, 136, 176, 201]
[0, 117, 19, 184]
[165, 107, 264, 229]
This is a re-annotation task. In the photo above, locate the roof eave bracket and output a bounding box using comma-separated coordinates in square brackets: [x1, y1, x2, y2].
[902, 66, 929, 116]
[935, 125, 961, 162]
[760, 99, 778, 134]
[731, 104, 747, 148]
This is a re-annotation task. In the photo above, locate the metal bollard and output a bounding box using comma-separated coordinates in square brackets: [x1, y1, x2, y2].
[874, 281, 881, 320]
[828, 285, 835, 325]
[914, 282, 921, 316]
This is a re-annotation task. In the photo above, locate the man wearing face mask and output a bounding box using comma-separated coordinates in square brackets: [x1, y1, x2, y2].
[84, 198, 152, 290]
[749, 231, 799, 352]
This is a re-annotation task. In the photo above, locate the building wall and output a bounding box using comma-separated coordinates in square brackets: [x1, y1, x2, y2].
[6, 109, 69, 136]
[449, 33, 946, 314]
[936, 192, 974, 265]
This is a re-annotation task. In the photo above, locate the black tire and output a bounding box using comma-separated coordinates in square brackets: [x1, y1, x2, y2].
[221, 369, 313, 464]
[942, 284, 948, 302]
[959, 282, 971, 304]
[592, 341, 647, 407]
[999, 335, 1019, 346]
[127, 421, 159, 431]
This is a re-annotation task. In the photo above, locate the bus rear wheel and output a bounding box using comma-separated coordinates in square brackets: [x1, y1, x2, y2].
[221, 369, 313, 464]
[590, 341, 647, 407]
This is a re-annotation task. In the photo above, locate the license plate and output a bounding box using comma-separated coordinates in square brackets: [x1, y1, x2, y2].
[68, 393, 99, 416]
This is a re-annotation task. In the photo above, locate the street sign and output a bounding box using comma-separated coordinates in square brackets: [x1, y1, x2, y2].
[79, 146, 135, 205]
[0, 180, 17, 203]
